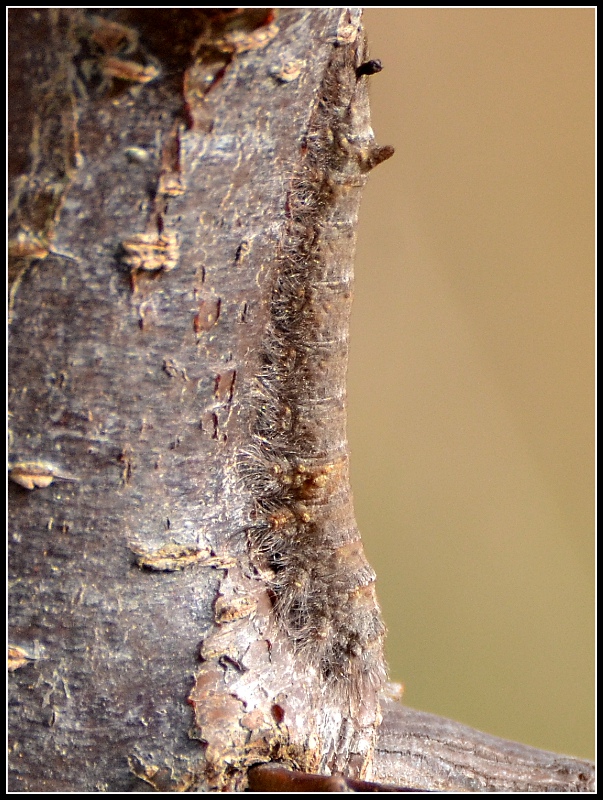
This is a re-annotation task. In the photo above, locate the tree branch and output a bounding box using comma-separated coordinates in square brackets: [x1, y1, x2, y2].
[372, 698, 595, 792]
[8, 8, 594, 792]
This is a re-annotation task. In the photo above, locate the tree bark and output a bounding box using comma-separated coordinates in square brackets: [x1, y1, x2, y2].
[8, 8, 593, 793]
[372, 698, 594, 792]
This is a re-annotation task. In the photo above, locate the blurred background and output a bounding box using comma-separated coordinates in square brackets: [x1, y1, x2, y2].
[349, 9, 594, 760]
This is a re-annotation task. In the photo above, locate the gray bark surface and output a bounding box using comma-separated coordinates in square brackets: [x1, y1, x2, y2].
[8, 8, 594, 793]
[373, 699, 595, 792]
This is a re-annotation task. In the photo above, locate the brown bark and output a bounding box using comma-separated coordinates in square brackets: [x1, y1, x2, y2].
[8, 8, 593, 793]
[372, 698, 595, 792]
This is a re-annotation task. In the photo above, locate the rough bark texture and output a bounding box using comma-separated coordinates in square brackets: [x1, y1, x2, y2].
[8, 8, 389, 792]
[373, 699, 595, 792]
[8, 8, 594, 793]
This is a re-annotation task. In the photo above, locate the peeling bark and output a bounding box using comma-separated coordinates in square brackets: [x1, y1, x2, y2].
[8, 9, 593, 793]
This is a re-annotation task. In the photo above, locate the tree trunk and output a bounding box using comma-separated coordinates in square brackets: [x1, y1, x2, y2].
[8, 8, 593, 792]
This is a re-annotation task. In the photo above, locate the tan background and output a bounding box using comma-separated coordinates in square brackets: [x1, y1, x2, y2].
[349, 9, 594, 760]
